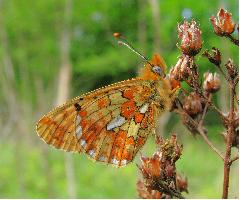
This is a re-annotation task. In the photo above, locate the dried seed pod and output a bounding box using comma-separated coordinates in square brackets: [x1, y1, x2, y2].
[202, 47, 221, 66]
[139, 154, 161, 177]
[137, 135, 185, 198]
[169, 55, 191, 81]
[225, 59, 238, 79]
[178, 20, 202, 56]
[136, 180, 162, 199]
[203, 72, 221, 93]
[210, 8, 236, 36]
[183, 92, 203, 117]
[176, 174, 188, 193]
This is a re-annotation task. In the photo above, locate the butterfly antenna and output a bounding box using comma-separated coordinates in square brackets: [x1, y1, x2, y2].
[113, 32, 154, 67]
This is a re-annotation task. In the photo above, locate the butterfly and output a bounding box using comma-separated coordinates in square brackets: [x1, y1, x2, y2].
[36, 54, 177, 167]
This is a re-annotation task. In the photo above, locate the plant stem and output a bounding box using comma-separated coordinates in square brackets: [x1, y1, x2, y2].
[175, 107, 224, 160]
[222, 82, 235, 199]
[199, 94, 212, 127]
[225, 34, 239, 46]
[218, 66, 229, 82]
[230, 155, 239, 164]
[156, 180, 185, 199]
[197, 126, 224, 161]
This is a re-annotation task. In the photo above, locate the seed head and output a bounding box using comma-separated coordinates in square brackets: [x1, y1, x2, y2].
[225, 59, 238, 79]
[183, 92, 203, 117]
[203, 72, 221, 93]
[170, 55, 191, 81]
[178, 20, 202, 56]
[202, 47, 222, 66]
[210, 8, 235, 36]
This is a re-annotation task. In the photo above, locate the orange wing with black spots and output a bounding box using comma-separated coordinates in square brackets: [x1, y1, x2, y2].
[36, 78, 157, 167]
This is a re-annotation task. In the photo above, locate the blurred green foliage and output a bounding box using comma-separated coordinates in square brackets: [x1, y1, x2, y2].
[0, 0, 238, 198]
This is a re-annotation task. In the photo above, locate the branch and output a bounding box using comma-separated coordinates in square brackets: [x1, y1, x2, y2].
[218, 65, 229, 82]
[225, 34, 239, 46]
[199, 94, 212, 127]
[230, 155, 239, 164]
[222, 80, 235, 199]
[197, 126, 224, 161]
[200, 93, 224, 118]
[174, 106, 225, 161]
[156, 180, 185, 199]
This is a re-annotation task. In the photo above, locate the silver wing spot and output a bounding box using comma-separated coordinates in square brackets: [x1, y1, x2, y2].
[111, 158, 119, 165]
[98, 156, 106, 162]
[120, 159, 127, 166]
[80, 139, 86, 148]
[106, 115, 126, 131]
[76, 125, 82, 138]
[139, 103, 149, 114]
[88, 149, 95, 158]
[76, 115, 81, 125]
[75, 115, 82, 138]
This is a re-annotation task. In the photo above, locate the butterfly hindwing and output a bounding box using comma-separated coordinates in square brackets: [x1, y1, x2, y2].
[36, 78, 156, 167]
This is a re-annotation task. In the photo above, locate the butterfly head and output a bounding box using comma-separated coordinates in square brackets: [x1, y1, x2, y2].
[152, 65, 165, 77]
[140, 54, 167, 81]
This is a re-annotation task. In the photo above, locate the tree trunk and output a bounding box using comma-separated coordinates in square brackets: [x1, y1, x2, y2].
[148, 0, 170, 136]
[56, 0, 76, 198]
[149, 0, 161, 53]
[137, 0, 147, 54]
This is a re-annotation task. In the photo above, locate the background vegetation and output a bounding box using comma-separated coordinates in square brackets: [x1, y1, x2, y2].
[0, 0, 238, 198]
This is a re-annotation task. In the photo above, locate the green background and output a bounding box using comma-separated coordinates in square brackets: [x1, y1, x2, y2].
[0, 0, 238, 198]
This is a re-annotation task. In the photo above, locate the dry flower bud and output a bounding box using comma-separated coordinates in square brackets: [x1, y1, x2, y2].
[183, 92, 203, 117]
[203, 72, 221, 93]
[170, 56, 191, 81]
[137, 180, 162, 199]
[222, 111, 239, 130]
[225, 59, 238, 79]
[178, 20, 202, 56]
[202, 47, 221, 66]
[160, 134, 182, 163]
[165, 162, 175, 178]
[137, 135, 185, 198]
[221, 110, 239, 148]
[140, 154, 161, 177]
[222, 130, 239, 149]
[176, 174, 188, 193]
[210, 8, 236, 36]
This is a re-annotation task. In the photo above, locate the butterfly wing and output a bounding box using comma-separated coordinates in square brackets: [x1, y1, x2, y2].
[36, 78, 156, 167]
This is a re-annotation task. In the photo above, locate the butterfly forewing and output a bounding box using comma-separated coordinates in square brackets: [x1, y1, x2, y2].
[36, 78, 156, 167]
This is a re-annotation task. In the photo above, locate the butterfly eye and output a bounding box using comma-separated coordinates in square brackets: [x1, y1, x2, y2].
[152, 65, 165, 77]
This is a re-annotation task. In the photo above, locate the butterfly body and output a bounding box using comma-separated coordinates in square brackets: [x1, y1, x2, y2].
[36, 54, 176, 167]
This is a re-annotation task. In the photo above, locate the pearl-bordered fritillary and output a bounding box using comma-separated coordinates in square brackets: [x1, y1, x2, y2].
[36, 54, 177, 167]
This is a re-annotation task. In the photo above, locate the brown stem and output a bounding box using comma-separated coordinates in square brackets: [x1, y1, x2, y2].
[234, 92, 239, 104]
[199, 94, 212, 127]
[155, 179, 185, 199]
[222, 81, 235, 199]
[190, 58, 201, 95]
[233, 79, 239, 104]
[218, 65, 229, 82]
[197, 126, 224, 161]
[209, 102, 224, 117]
[199, 93, 224, 118]
[230, 155, 238, 164]
[174, 106, 224, 160]
[225, 34, 239, 46]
